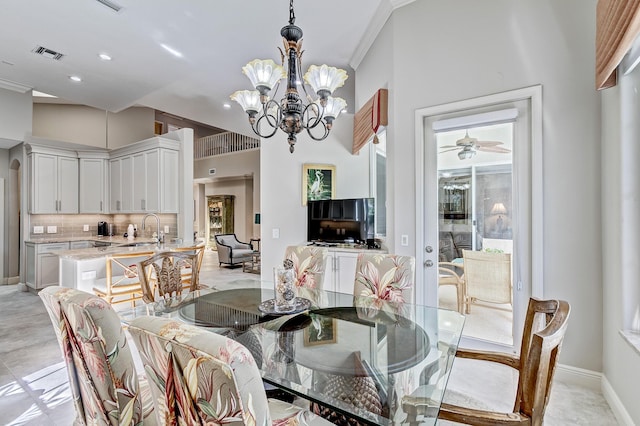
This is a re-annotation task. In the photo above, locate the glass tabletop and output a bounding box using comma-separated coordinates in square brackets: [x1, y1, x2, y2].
[119, 286, 465, 425]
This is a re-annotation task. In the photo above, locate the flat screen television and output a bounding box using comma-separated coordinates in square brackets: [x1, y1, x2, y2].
[307, 198, 375, 243]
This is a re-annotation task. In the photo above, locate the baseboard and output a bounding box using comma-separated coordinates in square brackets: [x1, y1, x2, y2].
[602, 375, 636, 426]
[555, 363, 601, 391]
[1, 276, 20, 285]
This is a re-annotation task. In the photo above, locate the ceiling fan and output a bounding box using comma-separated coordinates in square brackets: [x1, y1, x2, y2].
[440, 131, 511, 160]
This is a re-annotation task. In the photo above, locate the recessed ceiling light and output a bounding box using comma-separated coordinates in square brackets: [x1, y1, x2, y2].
[223, 103, 231, 109]
[98, 53, 112, 61]
[69, 75, 82, 82]
[160, 43, 183, 58]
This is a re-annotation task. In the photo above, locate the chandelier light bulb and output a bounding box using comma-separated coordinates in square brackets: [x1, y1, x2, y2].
[242, 59, 285, 96]
[230, 90, 262, 119]
[321, 96, 347, 120]
[304, 64, 348, 99]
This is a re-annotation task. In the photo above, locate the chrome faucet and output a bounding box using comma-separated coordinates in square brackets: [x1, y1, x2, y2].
[142, 213, 164, 246]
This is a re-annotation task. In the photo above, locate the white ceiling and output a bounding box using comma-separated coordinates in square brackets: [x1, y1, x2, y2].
[0, 0, 411, 137]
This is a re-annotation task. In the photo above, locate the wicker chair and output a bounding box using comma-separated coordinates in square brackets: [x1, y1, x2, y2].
[92, 251, 155, 306]
[462, 249, 512, 314]
[439, 261, 465, 313]
[403, 298, 571, 426]
[137, 250, 202, 305]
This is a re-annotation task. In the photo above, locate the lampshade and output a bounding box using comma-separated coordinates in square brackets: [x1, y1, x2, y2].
[230, 90, 261, 114]
[242, 59, 285, 94]
[458, 147, 475, 160]
[304, 64, 348, 98]
[321, 96, 347, 120]
[490, 202, 507, 215]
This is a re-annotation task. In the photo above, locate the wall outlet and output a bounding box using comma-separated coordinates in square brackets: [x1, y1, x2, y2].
[83, 224, 90, 232]
[401, 234, 409, 246]
[47, 226, 57, 234]
[164, 225, 170, 234]
[272, 228, 280, 239]
[33, 226, 44, 234]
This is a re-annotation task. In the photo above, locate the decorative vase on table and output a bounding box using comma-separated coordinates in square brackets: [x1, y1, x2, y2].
[273, 259, 297, 313]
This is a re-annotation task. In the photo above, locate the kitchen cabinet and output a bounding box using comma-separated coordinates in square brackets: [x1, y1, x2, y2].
[110, 148, 178, 213]
[25, 242, 69, 290]
[70, 240, 94, 249]
[28, 153, 78, 214]
[79, 157, 108, 213]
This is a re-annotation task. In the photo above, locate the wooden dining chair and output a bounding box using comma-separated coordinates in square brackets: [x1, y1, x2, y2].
[462, 249, 512, 314]
[284, 245, 329, 289]
[137, 250, 201, 304]
[439, 261, 465, 313]
[403, 298, 571, 426]
[93, 251, 155, 306]
[39, 286, 157, 425]
[127, 316, 332, 425]
[171, 244, 206, 290]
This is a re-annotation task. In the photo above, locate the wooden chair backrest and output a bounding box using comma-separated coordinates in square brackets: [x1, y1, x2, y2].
[517, 298, 571, 423]
[138, 250, 201, 304]
[462, 249, 512, 305]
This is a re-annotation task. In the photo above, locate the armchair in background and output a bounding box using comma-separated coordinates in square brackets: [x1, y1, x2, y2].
[214, 233, 254, 267]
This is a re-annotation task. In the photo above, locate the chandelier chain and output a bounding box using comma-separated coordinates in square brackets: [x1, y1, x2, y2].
[289, 0, 295, 25]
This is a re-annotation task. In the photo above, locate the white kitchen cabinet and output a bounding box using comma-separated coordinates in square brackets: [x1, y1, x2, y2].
[322, 249, 361, 294]
[110, 147, 178, 213]
[70, 240, 94, 249]
[79, 157, 108, 213]
[28, 153, 79, 214]
[25, 242, 69, 290]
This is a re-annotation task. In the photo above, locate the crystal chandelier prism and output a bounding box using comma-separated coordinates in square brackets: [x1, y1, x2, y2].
[231, 0, 348, 153]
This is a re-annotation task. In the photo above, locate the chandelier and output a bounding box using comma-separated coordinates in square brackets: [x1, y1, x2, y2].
[230, 0, 348, 153]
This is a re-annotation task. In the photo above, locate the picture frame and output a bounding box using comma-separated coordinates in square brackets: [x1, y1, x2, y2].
[304, 316, 337, 346]
[302, 163, 336, 206]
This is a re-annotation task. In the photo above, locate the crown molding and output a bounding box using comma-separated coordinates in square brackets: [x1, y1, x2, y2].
[349, 0, 416, 70]
[0, 78, 32, 93]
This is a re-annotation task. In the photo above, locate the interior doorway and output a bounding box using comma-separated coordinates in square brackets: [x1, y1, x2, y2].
[415, 86, 543, 353]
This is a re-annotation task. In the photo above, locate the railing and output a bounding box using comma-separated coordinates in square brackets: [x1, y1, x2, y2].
[194, 132, 260, 159]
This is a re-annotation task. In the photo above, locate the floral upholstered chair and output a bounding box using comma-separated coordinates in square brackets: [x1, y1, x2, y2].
[353, 253, 416, 305]
[127, 316, 332, 425]
[39, 286, 156, 425]
[284, 245, 329, 289]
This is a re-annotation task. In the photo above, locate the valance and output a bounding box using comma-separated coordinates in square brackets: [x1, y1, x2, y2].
[353, 89, 388, 154]
[596, 0, 640, 89]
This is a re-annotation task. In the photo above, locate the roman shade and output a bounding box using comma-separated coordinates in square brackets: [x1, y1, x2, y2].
[353, 89, 388, 154]
[596, 0, 640, 89]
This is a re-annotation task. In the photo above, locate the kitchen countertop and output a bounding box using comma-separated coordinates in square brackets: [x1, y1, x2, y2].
[55, 240, 205, 260]
[25, 236, 157, 244]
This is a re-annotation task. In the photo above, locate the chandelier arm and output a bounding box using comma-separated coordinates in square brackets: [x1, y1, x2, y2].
[305, 121, 330, 141]
[252, 114, 280, 139]
[261, 98, 283, 129]
[301, 102, 324, 129]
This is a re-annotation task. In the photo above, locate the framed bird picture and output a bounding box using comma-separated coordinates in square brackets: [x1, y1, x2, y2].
[302, 164, 336, 206]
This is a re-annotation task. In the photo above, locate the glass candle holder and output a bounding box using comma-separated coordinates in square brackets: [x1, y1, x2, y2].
[274, 265, 297, 312]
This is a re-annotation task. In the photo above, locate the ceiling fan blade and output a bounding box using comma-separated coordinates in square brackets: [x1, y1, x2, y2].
[439, 145, 458, 149]
[478, 146, 512, 153]
[475, 140, 504, 147]
[439, 147, 460, 153]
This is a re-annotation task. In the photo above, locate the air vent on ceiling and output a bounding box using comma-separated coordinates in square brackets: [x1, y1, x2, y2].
[31, 46, 64, 61]
[95, 0, 122, 12]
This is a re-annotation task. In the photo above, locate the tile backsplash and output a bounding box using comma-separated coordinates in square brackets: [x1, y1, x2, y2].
[29, 214, 178, 239]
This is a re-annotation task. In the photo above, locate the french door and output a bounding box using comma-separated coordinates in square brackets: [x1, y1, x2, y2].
[414, 86, 542, 352]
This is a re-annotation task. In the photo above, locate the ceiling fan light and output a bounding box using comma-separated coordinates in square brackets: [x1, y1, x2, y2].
[242, 59, 285, 95]
[458, 148, 475, 160]
[230, 90, 261, 114]
[304, 64, 348, 99]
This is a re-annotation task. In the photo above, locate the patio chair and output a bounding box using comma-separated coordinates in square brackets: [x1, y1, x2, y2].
[462, 249, 512, 314]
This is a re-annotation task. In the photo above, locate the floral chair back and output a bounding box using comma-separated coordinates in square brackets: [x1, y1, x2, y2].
[284, 245, 329, 290]
[39, 286, 155, 425]
[353, 253, 416, 306]
[127, 316, 329, 425]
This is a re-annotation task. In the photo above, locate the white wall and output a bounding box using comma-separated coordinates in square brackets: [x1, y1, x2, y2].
[260, 114, 371, 276]
[601, 75, 640, 423]
[32, 104, 155, 148]
[0, 88, 31, 143]
[356, 0, 602, 372]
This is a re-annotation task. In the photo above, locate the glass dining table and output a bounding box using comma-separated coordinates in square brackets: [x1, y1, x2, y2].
[119, 284, 465, 425]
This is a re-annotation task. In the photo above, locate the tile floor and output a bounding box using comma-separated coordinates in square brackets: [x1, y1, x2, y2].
[0, 250, 621, 425]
